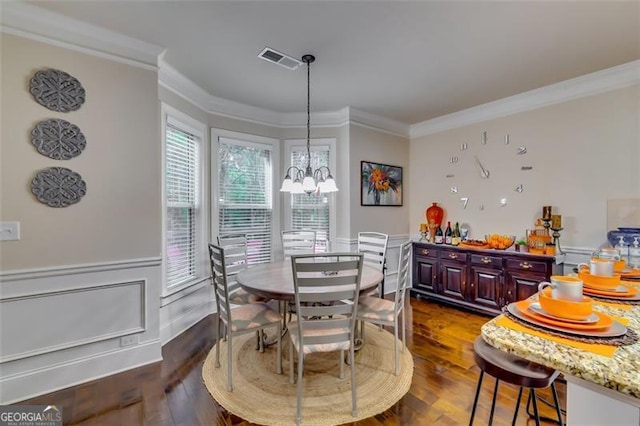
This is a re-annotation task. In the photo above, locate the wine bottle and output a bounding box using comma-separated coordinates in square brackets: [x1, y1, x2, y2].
[451, 222, 461, 246]
[444, 221, 452, 245]
[435, 226, 444, 244]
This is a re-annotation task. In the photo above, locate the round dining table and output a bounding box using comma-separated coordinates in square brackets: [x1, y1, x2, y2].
[236, 260, 384, 302]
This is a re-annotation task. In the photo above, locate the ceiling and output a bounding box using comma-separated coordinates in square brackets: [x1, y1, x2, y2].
[26, 1, 640, 125]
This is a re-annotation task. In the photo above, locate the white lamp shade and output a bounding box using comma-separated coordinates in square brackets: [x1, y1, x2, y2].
[302, 175, 316, 193]
[317, 180, 328, 193]
[291, 180, 305, 194]
[323, 177, 339, 192]
[280, 177, 294, 192]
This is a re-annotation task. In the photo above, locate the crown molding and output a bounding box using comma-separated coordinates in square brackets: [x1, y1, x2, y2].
[410, 60, 640, 138]
[0, 2, 164, 69]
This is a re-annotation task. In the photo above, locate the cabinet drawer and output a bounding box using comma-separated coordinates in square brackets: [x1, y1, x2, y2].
[415, 246, 437, 258]
[442, 250, 467, 262]
[506, 258, 548, 274]
[471, 254, 502, 268]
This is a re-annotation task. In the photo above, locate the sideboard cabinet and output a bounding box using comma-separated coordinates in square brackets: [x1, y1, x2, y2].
[412, 242, 563, 316]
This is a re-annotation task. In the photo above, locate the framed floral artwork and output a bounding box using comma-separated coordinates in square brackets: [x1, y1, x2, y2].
[361, 161, 403, 206]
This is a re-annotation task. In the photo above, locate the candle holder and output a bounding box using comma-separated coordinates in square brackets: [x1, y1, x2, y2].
[420, 230, 429, 242]
[542, 218, 551, 236]
[551, 227, 564, 254]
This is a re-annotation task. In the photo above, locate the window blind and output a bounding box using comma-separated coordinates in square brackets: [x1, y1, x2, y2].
[166, 123, 199, 287]
[218, 138, 273, 264]
[291, 146, 330, 252]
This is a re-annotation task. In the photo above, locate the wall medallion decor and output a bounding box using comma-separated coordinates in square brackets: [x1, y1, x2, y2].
[31, 119, 86, 160]
[29, 69, 86, 112]
[31, 167, 87, 207]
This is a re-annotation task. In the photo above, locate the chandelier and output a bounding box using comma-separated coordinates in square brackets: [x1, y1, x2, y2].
[279, 54, 338, 195]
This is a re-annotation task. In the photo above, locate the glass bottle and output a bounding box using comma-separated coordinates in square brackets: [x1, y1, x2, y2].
[435, 226, 444, 244]
[444, 221, 452, 245]
[629, 237, 640, 268]
[451, 222, 461, 246]
[616, 235, 629, 265]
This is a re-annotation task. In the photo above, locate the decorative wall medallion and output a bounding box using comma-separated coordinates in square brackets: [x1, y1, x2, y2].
[31, 167, 87, 207]
[31, 119, 86, 160]
[29, 69, 86, 112]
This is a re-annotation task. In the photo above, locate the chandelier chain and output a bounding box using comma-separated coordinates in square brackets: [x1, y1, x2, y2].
[306, 57, 311, 165]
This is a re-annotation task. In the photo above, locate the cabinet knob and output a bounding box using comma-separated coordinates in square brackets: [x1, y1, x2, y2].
[422, 249, 429, 255]
[470, 283, 474, 288]
[448, 253, 457, 259]
[519, 262, 532, 269]
[481, 256, 491, 264]
[508, 290, 512, 295]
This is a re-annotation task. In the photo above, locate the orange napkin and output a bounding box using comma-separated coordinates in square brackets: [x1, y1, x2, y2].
[494, 315, 629, 358]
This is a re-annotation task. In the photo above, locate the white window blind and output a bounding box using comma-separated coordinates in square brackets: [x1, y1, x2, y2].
[291, 146, 330, 252]
[218, 138, 273, 264]
[166, 123, 199, 287]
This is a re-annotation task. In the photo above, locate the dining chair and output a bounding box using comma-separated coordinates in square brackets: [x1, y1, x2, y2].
[289, 252, 364, 425]
[208, 243, 282, 392]
[282, 230, 317, 259]
[357, 232, 389, 297]
[357, 240, 411, 376]
[217, 233, 267, 304]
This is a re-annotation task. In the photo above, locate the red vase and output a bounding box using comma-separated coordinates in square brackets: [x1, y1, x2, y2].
[426, 202, 444, 228]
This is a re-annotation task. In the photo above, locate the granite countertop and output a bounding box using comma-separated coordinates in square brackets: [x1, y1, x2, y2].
[481, 286, 640, 400]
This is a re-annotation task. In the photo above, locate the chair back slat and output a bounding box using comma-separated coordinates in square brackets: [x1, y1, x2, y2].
[282, 230, 317, 259]
[357, 232, 389, 272]
[394, 241, 412, 312]
[208, 243, 232, 323]
[217, 233, 249, 294]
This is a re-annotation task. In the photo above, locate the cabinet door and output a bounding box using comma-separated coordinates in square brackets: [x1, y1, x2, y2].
[414, 255, 439, 293]
[469, 265, 503, 311]
[440, 260, 467, 301]
[505, 271, 545, 304]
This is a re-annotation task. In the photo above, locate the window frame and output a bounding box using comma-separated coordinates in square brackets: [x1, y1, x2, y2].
[161, 103, 208, 297]
[283, 138, 337, 250]
[211, 128, 280, 263]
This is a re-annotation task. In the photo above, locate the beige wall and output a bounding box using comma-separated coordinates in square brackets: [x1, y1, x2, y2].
[350, 124, 410, 237]
[1, 34, 160, 270]
[409, 86, 640, 248]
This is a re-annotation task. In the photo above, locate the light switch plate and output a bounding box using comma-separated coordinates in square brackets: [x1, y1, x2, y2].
[0, 222, 20, 241]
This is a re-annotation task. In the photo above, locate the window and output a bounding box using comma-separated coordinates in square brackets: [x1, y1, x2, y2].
[163, 105, 206, 292]
[215, 132, 278, 264]
[285, 139, 336, 252]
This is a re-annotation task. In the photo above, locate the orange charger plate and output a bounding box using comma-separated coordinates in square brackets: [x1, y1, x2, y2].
[514, 300, 612, 331]
[583, 285, 638, 297]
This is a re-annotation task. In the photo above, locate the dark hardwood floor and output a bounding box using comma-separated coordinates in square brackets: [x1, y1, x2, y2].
[18, 298, 565, 425]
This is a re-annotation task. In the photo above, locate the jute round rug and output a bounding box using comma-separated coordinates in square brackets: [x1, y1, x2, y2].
[202, 323, 413, 425]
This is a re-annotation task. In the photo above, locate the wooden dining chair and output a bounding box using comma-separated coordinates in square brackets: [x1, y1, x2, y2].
[289, 252, 364, 425]
[208, 243, 282, 392]
[357, 232, 389, 297]
[357, 240, 411, 375]
[282, 230, 317, 259]
[217, 233, 267, 304]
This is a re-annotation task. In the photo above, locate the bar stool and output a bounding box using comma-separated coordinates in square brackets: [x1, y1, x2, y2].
[469, 337, 564, 426]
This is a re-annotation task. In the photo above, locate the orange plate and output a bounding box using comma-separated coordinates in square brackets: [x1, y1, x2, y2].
[584, 285, 638, 297]
[621, 269, 640, 278]
[514, 300, 613, 330]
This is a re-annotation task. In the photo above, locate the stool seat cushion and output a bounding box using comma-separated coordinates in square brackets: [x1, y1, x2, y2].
[473, 337, 559, 388]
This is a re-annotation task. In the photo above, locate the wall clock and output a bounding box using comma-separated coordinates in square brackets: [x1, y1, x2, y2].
[446, 132, 529, 210]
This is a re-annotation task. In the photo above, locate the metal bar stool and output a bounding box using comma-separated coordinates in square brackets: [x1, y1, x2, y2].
[469, 337, 564, 426]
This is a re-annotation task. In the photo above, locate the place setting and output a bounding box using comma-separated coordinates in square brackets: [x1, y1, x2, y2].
[576, 258, 640, 303]
[502, 275, 638, 351]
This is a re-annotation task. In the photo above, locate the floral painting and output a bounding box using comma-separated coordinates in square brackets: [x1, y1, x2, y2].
[361, 161, 403, 206]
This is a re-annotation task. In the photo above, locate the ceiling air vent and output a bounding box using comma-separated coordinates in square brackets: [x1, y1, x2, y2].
[258, 47, 303, 70]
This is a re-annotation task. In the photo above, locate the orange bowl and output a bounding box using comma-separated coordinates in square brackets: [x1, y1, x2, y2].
[578, 270, 622, 290]
[614, 259, 627, 272]
[538, 288, 593, 321]
[484, 234, 515, 250]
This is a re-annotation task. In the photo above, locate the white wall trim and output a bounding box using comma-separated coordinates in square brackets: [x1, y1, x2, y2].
[0, 2, 163, 69]
[410, 60, 640, 138]
[0, 339, 162, 405]
[0, 257, 161, 282]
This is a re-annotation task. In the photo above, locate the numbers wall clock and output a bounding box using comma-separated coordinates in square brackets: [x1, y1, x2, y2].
[29, 69, 86, 113]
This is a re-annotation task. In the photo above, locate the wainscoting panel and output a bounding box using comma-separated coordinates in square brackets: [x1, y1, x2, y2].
[159, 278, 214, 344]
[0, 258, 162, 404]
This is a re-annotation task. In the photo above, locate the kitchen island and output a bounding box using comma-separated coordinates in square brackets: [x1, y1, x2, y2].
[481, 297, 640, 425]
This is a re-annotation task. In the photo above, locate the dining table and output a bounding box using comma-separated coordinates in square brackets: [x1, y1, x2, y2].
[481, 279, 640, 425]
[236, 259, 384, 302]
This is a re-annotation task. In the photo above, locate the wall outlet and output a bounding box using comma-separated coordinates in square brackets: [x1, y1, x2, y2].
[0, 222, 20, 241]
[120, 334, 139, 347]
